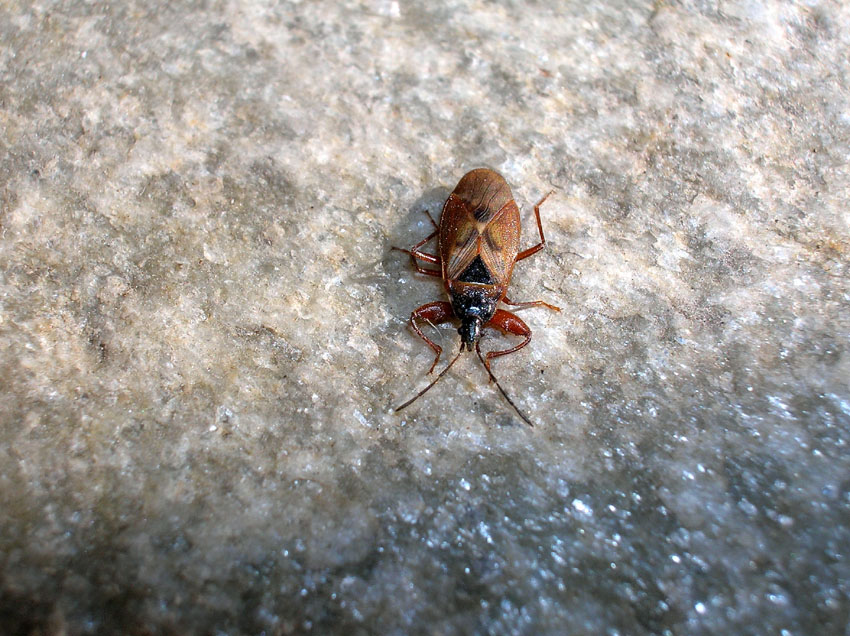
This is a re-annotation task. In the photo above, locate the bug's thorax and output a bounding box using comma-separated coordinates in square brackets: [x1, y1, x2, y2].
[447, 280, 504, 350]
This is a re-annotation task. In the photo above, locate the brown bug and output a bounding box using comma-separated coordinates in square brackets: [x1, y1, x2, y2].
[393, 168, 560, 426]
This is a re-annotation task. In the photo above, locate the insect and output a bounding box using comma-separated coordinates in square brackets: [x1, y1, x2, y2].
[393, 168, 560, 426]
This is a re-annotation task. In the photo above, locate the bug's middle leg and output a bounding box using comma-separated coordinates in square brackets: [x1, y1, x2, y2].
[392, 229, 442, 277]
[409, 301, 454, 374]
[481, 309, 532, 374]
[502, 295, 561, 312]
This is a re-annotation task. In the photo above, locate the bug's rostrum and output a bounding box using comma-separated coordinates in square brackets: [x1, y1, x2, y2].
[458, 317, 482, 351]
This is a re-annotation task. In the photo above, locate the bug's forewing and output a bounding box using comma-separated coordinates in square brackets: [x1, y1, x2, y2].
[481, 199, 521, 282]
[451, 169, 514, 225]
[439, 194, 478, 280]
[440, 169, 521, 281]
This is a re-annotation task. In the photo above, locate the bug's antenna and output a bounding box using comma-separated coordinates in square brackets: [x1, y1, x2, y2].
[396, 348, 464, 413]
[475, 342, 534, 427]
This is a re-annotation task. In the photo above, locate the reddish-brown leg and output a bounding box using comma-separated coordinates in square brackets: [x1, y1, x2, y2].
[392, 227, 442, 277]
[502, 295, 561, 312]
[421, 209, 439, 229]
[515, 191, 553, 262]
[409, 301, 454, 374]
[481, 309, 532, 374]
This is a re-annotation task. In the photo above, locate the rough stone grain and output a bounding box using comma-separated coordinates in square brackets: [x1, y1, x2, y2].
[1, 0, 848, 633]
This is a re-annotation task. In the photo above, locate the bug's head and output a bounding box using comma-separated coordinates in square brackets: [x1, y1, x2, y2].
[459, 316, 482, 351]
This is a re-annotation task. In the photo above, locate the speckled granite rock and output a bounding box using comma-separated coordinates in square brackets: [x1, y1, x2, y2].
[1, 0, 848, 633]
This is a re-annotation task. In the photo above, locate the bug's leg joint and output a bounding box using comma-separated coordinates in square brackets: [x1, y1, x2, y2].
[481, 310, 533, 382]
[409, 302, 454, 375]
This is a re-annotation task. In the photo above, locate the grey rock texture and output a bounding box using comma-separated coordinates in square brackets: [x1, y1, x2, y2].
[1, 0, 849, 633]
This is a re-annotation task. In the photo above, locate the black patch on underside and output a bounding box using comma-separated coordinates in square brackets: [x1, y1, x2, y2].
[458, 255, 494, 284]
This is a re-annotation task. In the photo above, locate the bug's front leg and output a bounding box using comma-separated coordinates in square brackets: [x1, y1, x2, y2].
[409, 301, 454, 374]
[481, 309, 532, 375]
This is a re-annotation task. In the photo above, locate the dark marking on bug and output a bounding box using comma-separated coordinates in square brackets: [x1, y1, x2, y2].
[472, 206, 490, 222]
[457, 255, 495, 285]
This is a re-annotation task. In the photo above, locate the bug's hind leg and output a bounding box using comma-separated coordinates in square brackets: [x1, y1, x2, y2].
[502, 296, 561, 312]
[481, 309, 532, 376]
[421, 209, 439, 229]
[409, 301, 454, 374]
[515, 191, 553, 262]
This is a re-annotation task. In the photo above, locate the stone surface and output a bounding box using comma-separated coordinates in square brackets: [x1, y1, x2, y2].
[1, 0, 849, 633]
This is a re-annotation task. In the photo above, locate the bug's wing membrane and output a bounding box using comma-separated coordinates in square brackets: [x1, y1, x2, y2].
[481, 200, 521, 281]
[452, 169, 513, 226]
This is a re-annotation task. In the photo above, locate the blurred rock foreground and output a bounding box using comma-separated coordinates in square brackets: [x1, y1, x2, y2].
[1, 1, 848, 634]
